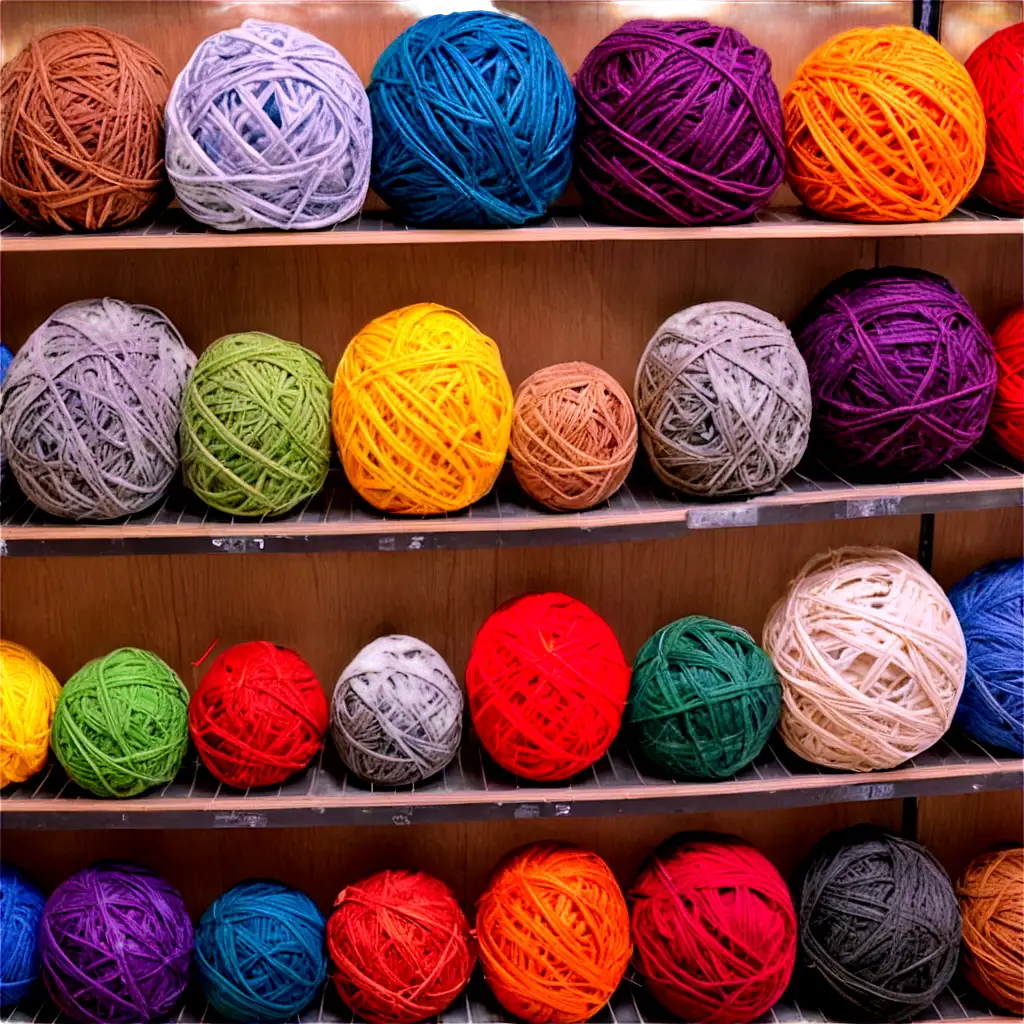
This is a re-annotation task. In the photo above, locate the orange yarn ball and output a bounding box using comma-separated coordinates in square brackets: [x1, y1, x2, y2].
[991, 306, 1024, 460]
[784, 26, 986, 222]
[476, 842, 631, 1024]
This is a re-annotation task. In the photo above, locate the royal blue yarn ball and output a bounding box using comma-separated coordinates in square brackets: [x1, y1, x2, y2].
[0, 863, 45, 1006]
[949, 557, 1023, 755]
[368, 11, 575, 226]
[195, 880, 326, 1022]
[0, 345, 12, 387]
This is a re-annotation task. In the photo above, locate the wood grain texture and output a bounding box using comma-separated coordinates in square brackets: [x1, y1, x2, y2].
[930, 507, 1024, 588]
[918, 790, 1024, 880]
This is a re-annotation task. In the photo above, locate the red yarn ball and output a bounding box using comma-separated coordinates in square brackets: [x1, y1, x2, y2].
[991, 306, 1024, 459]
[189, 640, 328, 788]
[630, 833, 797, 1024]
[327, 869, 475, 1024]
[466, 593, 629, 781]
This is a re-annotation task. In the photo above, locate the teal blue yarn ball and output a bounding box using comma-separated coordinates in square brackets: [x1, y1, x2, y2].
[0, 862, 44, 1007]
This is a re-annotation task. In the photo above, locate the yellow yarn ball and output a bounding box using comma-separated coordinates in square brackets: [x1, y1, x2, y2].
[332, 303, 513, 514]
[1, 640, 61, 786]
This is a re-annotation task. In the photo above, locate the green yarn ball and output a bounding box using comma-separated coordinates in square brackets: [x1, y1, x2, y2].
[181, 333, 332, 516]
[628, 616, 780, 779]
[51, 647, 189, 798]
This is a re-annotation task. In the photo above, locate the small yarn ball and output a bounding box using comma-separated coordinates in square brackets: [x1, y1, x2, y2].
[510, 362, 638, 511]
[784, 26, 985, 222]
[195, 880, 327, 1022]
[331, 635, 462, 786]
[181, 332, 331, 516]
[40, 862, 193, 1023]
[476, 842, 631, 1023]
[190, 641, 328, 789]
[0, 863, 45, 1007]
[798, 827, 960, 1021]
[466, 592, 630, 781]
[0, 27, 169, 231]
[1, 298, 195, 520]
[631, 833, 796, 1023]
[628, 616, 780, 780]
[50, 647, 189, 797]
[167, 20, 371, 231]
[794, 268, 997, 477]
[0, 344, 11, 385]
[369, 12, 574, 227]
[990, 306, 1024, 460]
[574, 20, 784, 226]
[327, 869, 475, 1023]
[0, 640, 61, 787]
[332, 303, 513, 515]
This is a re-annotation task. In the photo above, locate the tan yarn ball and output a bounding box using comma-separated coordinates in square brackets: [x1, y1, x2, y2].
[510, 362, 638, 511]
[763, 547, 966, 771]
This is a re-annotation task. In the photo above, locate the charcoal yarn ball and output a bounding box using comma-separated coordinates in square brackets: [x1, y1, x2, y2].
[0, 863, 44, 1006]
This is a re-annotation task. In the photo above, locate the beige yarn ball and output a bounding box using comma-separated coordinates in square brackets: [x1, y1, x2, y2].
[763, 547, 966, 771]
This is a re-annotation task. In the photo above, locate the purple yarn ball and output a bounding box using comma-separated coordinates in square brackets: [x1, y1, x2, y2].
[793, 268, 997, 477]
[40, 862, 192, 1023]
[573, 20, 784, 225]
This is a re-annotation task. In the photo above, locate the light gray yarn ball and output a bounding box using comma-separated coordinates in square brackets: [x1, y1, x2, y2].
[1, 298, 195, 520]
[634, 301, 812, 497]
[331, 634, 463, 786]
[166, 19, 372, 231]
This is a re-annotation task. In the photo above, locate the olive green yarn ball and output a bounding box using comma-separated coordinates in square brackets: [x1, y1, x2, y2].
[50, 647, 189, 798]
[628, 616, 781, 779]
[181, 332, 332, 516]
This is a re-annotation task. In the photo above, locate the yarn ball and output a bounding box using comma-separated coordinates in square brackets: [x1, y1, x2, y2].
[466, 593, 630, 781]
[40, 862, 192, 1023]
[166, 20, 371, 231]
[630, 833, 796, 1023]
[368, 11, 574, 227]
[0, 863, 45, 1007]
[332, 303, 513, 514]
[510, 362, 638, 511]
[1, 298, 195, 520]
[783, 26, 985, 222]
[574, 20, 784, 226]
[957, 846, 1024, 1014]
[330, 635, 462, 786]
[0, 27, 169, 231]
[195, 880, 327, 1022]
[0, 344, 11, 385]
[50, 647, 189, 797]
[181, 332, 331, 517]
[476, 842, 631, 1023]
[797, 827, 960, 1021]
[0, 640, 61, 788]
[990, 306, 1024, 460]
[327, 869, 475, 1023]
[635, 301, 812, 496]
[190, 641, 328, 789]
[628, 617, 780, 780]
[794, 268, 997, 477]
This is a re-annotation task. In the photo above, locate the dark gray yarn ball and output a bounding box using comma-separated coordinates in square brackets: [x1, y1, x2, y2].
[797, 826, 961, 1022]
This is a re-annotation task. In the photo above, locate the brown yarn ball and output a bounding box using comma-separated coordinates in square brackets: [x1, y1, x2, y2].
[1, 27, 169, 231]
[510, 362, 638, 511]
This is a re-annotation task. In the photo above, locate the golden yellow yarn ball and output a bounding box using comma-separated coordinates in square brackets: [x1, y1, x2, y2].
[1, 640, 61, 786]
[332, 303, 513, 514]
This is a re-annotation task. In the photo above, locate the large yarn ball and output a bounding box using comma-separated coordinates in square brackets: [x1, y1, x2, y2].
[466, 593, 630, 781]
[332, 303, 513, 514]
[763, 547, 966, 771]
[574, 20, 784, 226]
[368, 12, 574, 227]
[195, 880, 327, 1022]
[794, 268, 997, 477]
[327, 869, 475, 1023]
[1, 298, 195, 520]
[190, 641, 328, 789]
[990, 306, 1024, 460]
[50, 647, 189, 797]
[0, 27, 169, 231]
[798, 827, 960, 1021]
[330, 635, 462, 786]
[628, 616, 780, 780]
[631, 833, 796, 1023]
[0, 640, 60, 787]
[167, 20, 371, 231]
[181, 332, 331, 516]
[510, 362, 638, 511]
[784, 26, 985, 222]
[476, 842, 631, 1023]
[0, 863, 44, 1006]
[40, 862, 192, 1023]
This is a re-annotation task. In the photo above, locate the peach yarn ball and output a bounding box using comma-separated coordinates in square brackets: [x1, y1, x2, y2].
[0, 640, 61, 787]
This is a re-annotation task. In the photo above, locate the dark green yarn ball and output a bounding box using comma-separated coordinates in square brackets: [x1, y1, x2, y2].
[628, 616, 780, 779]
